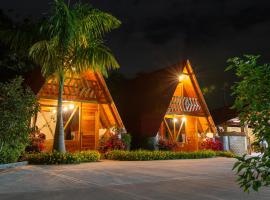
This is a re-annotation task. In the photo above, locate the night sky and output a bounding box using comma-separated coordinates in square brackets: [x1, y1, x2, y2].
[1, 0, 270, 108]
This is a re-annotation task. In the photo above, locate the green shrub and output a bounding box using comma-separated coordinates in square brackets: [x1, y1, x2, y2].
[121, 133, 132, 148]
[215, 151, 235, 158]
[75, 151, 100, 163]
[0, 77, 38, 164]
[25, 151, 100, 164]
[105, 150, 217, 161]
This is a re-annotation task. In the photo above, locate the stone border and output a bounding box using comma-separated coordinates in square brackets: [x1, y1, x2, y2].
[0, 161, 28, 170]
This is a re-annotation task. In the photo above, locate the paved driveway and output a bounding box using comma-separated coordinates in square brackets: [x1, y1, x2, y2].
[0, 158, 269, 200]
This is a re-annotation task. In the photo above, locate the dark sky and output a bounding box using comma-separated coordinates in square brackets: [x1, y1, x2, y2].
[1, 0, 270, 108]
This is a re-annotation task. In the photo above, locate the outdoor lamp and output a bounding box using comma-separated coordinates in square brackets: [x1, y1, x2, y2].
[178, 74, 188, 82]
[206, 132, 214, 138]
[182, 117, 187, 122]
[69, 104, 75, 110]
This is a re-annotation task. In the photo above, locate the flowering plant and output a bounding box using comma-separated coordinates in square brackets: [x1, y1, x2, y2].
[25, 128, 46, 153]
[157, 139, 179, 151]
[200, 138, 223, 151]
[99, 132, 126, 153]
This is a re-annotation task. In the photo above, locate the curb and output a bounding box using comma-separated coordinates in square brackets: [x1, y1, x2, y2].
[0, 161, 28, 170]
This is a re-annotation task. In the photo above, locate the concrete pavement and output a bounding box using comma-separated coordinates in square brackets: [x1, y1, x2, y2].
[0, 158, 269, 200]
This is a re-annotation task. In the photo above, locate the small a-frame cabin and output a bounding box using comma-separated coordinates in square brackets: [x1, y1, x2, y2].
[116, 60, 216, 151]
[26, 69, 124, 152]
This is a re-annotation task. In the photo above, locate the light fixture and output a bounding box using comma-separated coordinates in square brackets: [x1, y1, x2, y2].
[178, 74, 188, 82]
[63, 106, 68, 112]
[52, 109, 56, 114]
[182, 117, 187, 122]
[206, 132, 214, 138]
[69, 104, 75, 110]
[173, 118, 178, 123]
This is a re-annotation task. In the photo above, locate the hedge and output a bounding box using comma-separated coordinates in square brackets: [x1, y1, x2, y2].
[25, 151, 100, 164]
[105, 150, 218, 161]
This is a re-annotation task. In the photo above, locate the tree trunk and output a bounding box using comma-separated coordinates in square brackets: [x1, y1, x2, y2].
[53, 72, 66, 152]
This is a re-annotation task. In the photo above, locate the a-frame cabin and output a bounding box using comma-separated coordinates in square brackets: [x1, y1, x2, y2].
[26, 69, 124, 152]
[116, 60, 216, 151]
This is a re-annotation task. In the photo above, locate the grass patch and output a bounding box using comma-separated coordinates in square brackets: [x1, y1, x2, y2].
[25, 151, 100, 164]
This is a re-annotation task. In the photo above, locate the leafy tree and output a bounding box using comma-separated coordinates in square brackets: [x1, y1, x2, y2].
[0, 77, 38, 164]
[1, 0, 121, 152]
[226, 55, 270, 192]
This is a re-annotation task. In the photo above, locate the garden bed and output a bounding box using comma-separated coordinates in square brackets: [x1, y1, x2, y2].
[104, 150, 235, 161]
[24, 150, 100, 164]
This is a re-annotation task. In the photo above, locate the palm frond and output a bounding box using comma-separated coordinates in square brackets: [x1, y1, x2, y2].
[47, 0, 75, 51]
[71, 41, 119, 76]
[29, 38, 60, 77]
[74, 4, 121, 39]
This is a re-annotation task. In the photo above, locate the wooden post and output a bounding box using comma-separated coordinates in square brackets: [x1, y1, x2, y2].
[94, 105, 100, 149]
[160, 121, 165, 139]
[79, 102, 82, 151]
[164, 117, 173, 141]
[173, 117, 176, 141]
[195, 117, 199, 151]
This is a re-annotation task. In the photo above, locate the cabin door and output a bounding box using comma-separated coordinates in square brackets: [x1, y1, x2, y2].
[80, 103, 99, 150]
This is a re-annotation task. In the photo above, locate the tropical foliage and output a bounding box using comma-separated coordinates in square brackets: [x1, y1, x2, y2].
[0, 77, 38, 164]
[1, 0, 121, 153]
[226, 55, 270, 192]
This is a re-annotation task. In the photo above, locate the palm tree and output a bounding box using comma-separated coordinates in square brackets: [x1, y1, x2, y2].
[1, 0, 121, 152]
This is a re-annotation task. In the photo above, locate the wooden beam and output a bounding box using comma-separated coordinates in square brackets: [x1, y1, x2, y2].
[40, 111, 54, 137]
[64, 106, 79, 130]
[100, 104, 111, 128]
[163, 117, 173, 141]
[176, 120, 185, 141]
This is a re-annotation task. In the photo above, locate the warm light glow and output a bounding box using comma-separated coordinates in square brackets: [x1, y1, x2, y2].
[182, 117, 187, 122]
[206, 132, 214, 138]
[63, 106, 68, 112]
[52, 109, 56, 114]
[173, 118, 178, 123]
[69, 104, 75, 110]
[178, 74, 188, 82]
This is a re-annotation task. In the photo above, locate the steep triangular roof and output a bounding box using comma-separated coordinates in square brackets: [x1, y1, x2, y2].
[115, 60, 216, 146]
[24, 68, 124, 128]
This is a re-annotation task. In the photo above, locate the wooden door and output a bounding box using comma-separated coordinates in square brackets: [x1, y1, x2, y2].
[80, 103, 98, 150]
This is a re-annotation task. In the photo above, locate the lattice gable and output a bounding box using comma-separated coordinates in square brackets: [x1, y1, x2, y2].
[38, 75, 108, 103]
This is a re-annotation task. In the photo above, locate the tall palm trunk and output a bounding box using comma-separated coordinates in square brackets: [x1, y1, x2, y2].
[53, 72, 66, 152]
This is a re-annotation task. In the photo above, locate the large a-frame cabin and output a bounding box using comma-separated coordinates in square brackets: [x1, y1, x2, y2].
[26, 69, 124, 152]
[116, 60, 216, 151]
